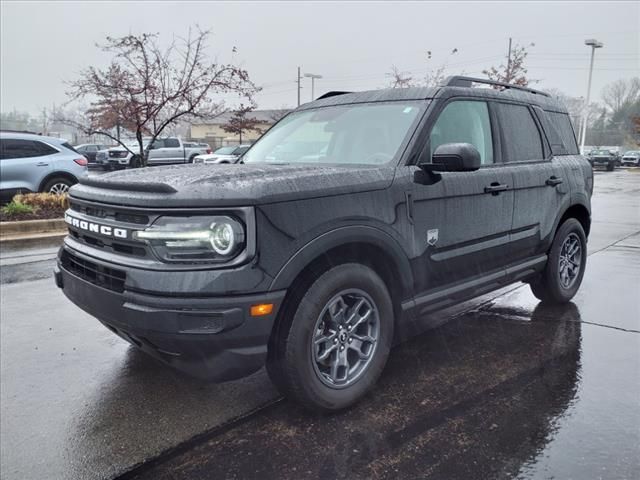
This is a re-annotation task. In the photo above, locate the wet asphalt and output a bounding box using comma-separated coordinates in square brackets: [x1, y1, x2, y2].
[1, 169, 639, 480]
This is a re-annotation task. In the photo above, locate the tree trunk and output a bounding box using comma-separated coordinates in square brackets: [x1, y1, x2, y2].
[136, 130, 145, 167]
[239, 130, 242, 144]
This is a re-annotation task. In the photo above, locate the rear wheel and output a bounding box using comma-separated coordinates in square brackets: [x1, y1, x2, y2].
[606, 162, 615, 171]
[42, 177, 73, 195]
[530, 218, 587, 304]
[267, 263, 393, 412]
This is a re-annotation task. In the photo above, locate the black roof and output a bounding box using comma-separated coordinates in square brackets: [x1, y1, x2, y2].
[300, 76, 567, 114]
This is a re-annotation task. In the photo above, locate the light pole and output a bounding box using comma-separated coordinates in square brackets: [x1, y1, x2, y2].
[579, 38, 603, 154]
[304, 73, 323, 100]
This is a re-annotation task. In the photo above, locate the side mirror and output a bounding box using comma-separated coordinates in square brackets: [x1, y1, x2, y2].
[418, 143, 481, 172]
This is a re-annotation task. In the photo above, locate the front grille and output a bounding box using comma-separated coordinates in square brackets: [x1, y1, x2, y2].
[69, 201, 149, 225]
[61, 250, 126, 293]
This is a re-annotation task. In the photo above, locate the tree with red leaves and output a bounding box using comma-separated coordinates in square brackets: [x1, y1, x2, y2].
[59, 28, 258, 166]
[482, 42, 535, 87]
[221, 106, 263, 144]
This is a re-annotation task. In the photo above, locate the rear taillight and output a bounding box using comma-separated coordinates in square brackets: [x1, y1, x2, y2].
[206, 148, 212, 154]
[74, 158, 88, 166]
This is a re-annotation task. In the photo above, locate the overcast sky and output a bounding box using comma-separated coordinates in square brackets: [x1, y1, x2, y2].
[1, 1, 638, 115]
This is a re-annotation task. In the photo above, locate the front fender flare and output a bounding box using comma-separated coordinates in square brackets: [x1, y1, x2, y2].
[269, 225, 414, 298]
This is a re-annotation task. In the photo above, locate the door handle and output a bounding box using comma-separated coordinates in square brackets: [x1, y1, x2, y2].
[484, 183, 509, 195]
[36, 162, 49, 167]
[546, 176, 564, 187]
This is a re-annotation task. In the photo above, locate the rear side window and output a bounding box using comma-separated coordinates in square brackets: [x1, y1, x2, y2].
[0, 139, 57, 159]
[545, 112, 579, 155]
[430, 100, 494, 165]
[496, 103, 544, 162]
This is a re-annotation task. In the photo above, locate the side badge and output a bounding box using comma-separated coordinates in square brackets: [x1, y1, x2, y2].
[427, 229, 439, 246]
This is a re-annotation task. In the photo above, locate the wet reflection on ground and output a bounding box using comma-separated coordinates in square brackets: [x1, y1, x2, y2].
[129, 302, 592, 479]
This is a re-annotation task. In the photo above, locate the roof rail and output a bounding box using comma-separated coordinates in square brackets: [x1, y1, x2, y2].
[316, 91, 352, 100]
[442, 76, 550, 97]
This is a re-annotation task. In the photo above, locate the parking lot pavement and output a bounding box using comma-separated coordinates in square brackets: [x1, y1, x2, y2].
[128, 237, 639, 480]
[1, 170, 638, 480]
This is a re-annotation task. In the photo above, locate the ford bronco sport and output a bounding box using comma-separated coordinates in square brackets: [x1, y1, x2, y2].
[55, 77, 592, 411]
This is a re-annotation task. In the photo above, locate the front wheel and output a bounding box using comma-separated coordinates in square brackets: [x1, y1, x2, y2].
[530, 219, 587, 304]
[267, 263, 393, 412]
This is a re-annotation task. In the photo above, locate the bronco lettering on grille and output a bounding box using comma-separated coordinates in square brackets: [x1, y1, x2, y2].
[65, 213, 129, 239]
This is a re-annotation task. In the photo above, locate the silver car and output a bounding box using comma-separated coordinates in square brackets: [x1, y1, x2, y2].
[0, 131, 88, 201]
[193, 144, 251, 164]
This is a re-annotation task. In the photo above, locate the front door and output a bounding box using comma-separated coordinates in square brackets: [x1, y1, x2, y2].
[407, 99, 515, 294]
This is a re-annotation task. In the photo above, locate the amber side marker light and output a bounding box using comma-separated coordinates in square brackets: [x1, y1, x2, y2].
[250, 303, 274, 317]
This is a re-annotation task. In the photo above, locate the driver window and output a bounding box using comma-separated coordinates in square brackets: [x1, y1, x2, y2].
[430, 101, 493, 165]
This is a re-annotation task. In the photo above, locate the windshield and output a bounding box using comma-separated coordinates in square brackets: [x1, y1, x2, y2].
[592, 150, 610, 155]
[243, 101, 424, 165]
[214, 146, 237, 155]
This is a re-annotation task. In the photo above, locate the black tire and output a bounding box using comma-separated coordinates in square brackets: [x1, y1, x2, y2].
[42, 177, 74, 195]
[129, 155, 142, 168]
[188, 154, 197, 164]
[267, 263, 394, 412]
[606, 162, 615, 171]
[530, 218, 587, 304]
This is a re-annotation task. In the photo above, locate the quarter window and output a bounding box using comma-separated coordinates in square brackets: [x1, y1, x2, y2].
[545, 111, 579, 155]
[496, 103, 544, 162]
[430, 101, 494, 165]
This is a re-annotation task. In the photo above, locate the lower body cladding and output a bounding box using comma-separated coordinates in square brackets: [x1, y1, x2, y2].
[54, 247, 285, 382]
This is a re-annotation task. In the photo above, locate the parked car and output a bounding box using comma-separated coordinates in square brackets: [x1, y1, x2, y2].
[146, 137, 211, 165]
[193, 144, 251, 164]
[74, 144, 111, 167]
[56, 76, 592, 411]
[98, 142, 148, 170]
[621, 150, 640, 167]
[587, 149, 617, 171]
[0, 131, 88, 201]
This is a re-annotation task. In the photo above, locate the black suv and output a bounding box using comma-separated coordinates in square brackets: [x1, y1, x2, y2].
[55, 77, 592, 411]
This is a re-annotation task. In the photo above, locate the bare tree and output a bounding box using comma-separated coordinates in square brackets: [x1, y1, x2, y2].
[388, 66, 415, 89]
[221, 105, 263, 144]
[483, 42, 535, 86]
[602, 78, 640, 114]
[59, 28, 258, 166]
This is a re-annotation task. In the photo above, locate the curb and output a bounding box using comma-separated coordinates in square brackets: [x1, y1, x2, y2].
[0, 219, 66, 249]
[0, 218, 66, 236]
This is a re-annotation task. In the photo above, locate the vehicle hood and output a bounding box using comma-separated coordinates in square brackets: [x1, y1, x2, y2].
[70, 163, 395, 207]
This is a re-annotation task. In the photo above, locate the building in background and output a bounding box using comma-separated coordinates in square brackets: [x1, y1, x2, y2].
[189, 109, 290, 149]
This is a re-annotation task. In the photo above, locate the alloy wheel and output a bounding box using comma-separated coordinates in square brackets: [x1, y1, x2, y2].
[558, 232, 582, 289]
[311, 289, 380, 388]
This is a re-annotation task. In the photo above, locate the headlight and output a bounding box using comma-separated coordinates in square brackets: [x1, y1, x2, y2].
[133, 216, 245, 263]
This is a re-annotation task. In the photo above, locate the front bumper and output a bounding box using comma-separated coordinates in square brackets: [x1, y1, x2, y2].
[55, 249, 286, 382]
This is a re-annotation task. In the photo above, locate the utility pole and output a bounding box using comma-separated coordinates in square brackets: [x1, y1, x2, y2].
[304, 73, 323, 100]
[297, 66, 302, 107]
[579, 39, 604, 153]
[506, 37, 512, 83]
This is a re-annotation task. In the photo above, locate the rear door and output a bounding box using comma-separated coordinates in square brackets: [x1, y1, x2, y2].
[0, 139, 57, 194]
[494, 102, 569, 262]
[408, 99, 516, 292]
